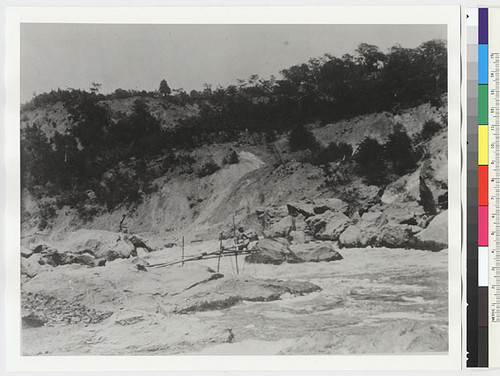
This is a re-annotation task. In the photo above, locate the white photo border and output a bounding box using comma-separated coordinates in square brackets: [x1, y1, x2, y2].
[5, 5, 462, 371]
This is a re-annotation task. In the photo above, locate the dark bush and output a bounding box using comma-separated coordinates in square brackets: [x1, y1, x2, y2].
[420, 120, 442, 140]
[288, 124, 319, 151]
[96, 168, 148, 210]
[197, 159, 220, 178]
[223, 150, 239, 165]
[354, 137, 386, 185]
[385, 128, 417, 175]
[311, 142, 352, 165]
[38, 201, 56, 230]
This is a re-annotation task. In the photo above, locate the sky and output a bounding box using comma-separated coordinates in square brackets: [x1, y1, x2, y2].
[20, 23, 446, 104]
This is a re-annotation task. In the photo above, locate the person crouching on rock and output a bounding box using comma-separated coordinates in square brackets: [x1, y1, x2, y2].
[235, 227, 250, 251]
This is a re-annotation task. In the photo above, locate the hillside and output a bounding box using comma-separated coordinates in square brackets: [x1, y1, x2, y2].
[20, 95, 447, 251]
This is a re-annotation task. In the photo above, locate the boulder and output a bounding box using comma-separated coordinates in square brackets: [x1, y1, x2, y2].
[419, 174, 437, 215]
[338, 225, 372, 248]
[420, 146, 447, 213]
[21, 257, 41, 278]
[291, 243, 343, 263]
[264, 215, 295, 238]
[289, 230, 306, 244]
[22, 312, 46, 328]
[136, 247, 150, 258]
[21, 247, 33, 258]
[113, 241, 135, 258]
[245, 248, 285, 265]
[361, 210, 388, 226]
[287, 202, 315, 218]
[72, 253, 96, 266]
[306, 214, 328, 235]
[313, 198, 348, 215]
[245, 238, 299, 265]
[377, 225, 413, 248]
[247, 240, 258, 250]
[30, 243, 50, 254]
[273, 237, 289, 245]
[409, 211, 448, 251]
[38, 249, 65, 267]
[339, 221, 425, 249]
[338, 209, 388, 247]
[38, 249, 96, 267]
[351, 211, 361, 224]
[243, 229, 259, 242]
[318, 212, 352, 241]
[105, 250, 120, 261]
[59, 229, 136, 260]
[172, 276, 322, 313]
[381, 169, 420, 205]
[338, 209, 386, 247]
[128, 235, 154, 252]
[256, 205, 288, 219]
[294, 214, 309, 233]
[377, 202, 425, 225]
[256, 206, 288, 228]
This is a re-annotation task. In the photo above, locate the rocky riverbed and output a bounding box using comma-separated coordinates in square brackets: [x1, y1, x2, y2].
[21, 240, 448, 355]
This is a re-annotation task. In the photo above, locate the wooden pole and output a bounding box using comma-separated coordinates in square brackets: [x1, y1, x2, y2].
[233, 215, 238, 274]
[272, 144, 284, 165]
[119, 214, 126, 232]
[181, 236, 185, 267]
[148, 248, 253, 269]
[217, 234, 223, 273]
[232, 215, 236, 239]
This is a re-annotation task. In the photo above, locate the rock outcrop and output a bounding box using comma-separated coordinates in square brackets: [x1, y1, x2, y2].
[290, 243, 343, 263]
[245, 238, 299, 265]
[409, 210, 448, 251]
[255, 193, 446, 251]
[264, 215, 295, 238]
[338, 203, 425, 249]
[247, 238, 343, 264]
[24, 229, 155, 268]
[173, 276, 322, 314]
[21, 257, 41, 278]
[317, 212, 352, 241]
[60, 229, 136, 260]
[257, 199, 350, 243]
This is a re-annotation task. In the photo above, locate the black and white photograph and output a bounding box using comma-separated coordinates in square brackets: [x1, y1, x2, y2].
[4, 5, 462, 371]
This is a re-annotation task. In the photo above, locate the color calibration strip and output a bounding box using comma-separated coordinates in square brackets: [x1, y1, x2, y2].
[468, 8, 500, 367]
[478, 7, 489, 368]
[466, 8, 480, 367]
[488, 8, 500, 368]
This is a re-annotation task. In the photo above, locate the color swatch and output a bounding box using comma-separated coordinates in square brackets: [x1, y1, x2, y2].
[478, 7, 489, 367]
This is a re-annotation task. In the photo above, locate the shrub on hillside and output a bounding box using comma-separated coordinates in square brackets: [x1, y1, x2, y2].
[311, 142, 352, 166]
[264, 130, 277, 143]
[385, 128, 417, 175]
[96, 168, 148, 210]
[288, 124, 319, 152]
[420, 120, 442, 140]
[197, 158, 220, 178]
[354, 137, 387, 185]
[223, 150, 239, 165]
[38, 201, 57, 230]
